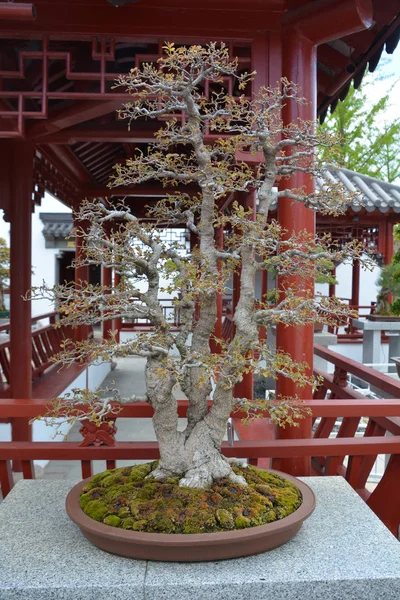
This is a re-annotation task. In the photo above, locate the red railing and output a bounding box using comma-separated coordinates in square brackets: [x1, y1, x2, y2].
[1, 339, 400, 535]
[0, 312, 73, 392]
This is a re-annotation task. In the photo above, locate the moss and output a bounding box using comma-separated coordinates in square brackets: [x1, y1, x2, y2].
[103, 515, 121, 527]
[117, 506, 131, 519]
[235, 515, 251, 529]
[216, 509, 234, 529]
[80, 461, 302, 534]
[132, 520, 148, 531]
[83, 500, 108, 522]
[122, 518, 136, 530]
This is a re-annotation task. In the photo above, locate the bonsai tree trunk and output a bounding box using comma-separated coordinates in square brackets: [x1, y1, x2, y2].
[32, 44, 366, 489]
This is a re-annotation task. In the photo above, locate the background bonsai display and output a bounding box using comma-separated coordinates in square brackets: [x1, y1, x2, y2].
[33, 43, 365, 493]
[374, 250, 400, 317]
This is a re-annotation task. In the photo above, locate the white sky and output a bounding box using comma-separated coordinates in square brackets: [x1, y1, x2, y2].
[364, 42, 400, 126]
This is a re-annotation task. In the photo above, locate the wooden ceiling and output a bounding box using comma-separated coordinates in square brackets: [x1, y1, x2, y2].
[0, 1, 398, 208]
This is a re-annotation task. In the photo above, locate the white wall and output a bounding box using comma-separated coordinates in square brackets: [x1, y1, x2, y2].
[0, 192, 72, 317]
[315, 255, 380, 308]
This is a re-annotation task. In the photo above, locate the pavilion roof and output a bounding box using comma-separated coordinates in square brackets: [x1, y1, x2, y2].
[267, 167, 400, 215]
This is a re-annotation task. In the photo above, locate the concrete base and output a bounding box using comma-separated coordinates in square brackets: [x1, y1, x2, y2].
[1, 477, 400, 599]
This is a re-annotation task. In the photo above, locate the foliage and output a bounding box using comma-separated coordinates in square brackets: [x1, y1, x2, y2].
[0, 237, 10, 312]
[30, 43, 369, 488]
[375, 251, 400, 315]
[320, 77, 400, 182]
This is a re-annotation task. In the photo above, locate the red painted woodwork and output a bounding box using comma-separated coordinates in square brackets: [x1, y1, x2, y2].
[275, 30, 315, 476]
[275, 0, 374, 476]
[1, 435, 400, 463]
[283, 0, 373, 46]
[8, 140, 34, 471]
[0, 3, 36, 22]
[367, 454, 400, 537]
[351, 259, 361, 307]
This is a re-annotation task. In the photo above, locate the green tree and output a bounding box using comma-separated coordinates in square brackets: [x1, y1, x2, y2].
[320, 77, 400, 182]
[0, 237, 10, 312]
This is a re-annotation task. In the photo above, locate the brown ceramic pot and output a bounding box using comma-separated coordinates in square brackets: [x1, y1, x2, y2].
[66, 469, 316, 561]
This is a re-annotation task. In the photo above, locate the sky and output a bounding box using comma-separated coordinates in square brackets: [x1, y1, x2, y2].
[364, 41, 400, 126]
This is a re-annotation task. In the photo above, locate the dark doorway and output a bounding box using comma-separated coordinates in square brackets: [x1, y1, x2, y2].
[57, 252, 101, 286]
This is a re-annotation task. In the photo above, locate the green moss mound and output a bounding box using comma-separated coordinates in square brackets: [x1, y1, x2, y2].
[80, 462, 302, 534]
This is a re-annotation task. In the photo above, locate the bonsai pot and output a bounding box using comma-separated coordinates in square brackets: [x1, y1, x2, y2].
[66, 469, 316, 561]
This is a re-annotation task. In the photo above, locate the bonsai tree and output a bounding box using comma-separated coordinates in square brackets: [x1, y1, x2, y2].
[375, 250, 400, 316]
[32, 43, 364, 489]
[0, 237, 10, 314]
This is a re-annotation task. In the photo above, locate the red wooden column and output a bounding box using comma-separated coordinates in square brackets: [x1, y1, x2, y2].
[9, 140, 34, 470]
[385, 221, 394, 265]
[351, 259, 360, 308]
[210, 226, 223, 354]
[74, 218, 90, 343]
[113, 271, 121, 343]
[273, 0, 373, 477]
[274, 30, 315, 475]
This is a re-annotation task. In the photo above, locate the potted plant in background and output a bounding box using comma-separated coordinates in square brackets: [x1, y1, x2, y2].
[0, 237, 10, 318]
[32, 43, 366, 561]
[368, 250, 400, 321]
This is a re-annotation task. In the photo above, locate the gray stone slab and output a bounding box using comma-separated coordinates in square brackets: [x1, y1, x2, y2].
[353, 318, 400, 331]
[0, 480, 146, 600]
[1, 477, 400, 600]
[145, 477, 400, 600]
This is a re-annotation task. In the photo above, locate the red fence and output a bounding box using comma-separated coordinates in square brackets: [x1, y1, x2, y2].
[1, 341, 400, 536]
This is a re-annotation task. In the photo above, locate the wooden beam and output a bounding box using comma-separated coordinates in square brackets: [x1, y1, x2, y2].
[27, 99, 122, 140]
[39, 144, 91, 186]
[0, 2, 282, 37]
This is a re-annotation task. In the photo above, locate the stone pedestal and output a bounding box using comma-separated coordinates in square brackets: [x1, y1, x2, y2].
[1, 477, 400, 599]
[353, 318, 400, 371]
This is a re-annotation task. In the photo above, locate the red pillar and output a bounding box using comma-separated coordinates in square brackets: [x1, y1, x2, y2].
[74, 219, 90, 343]
[385, 222, 394, 265]
[274, 32, 316, 476]
[274, 0, 372, 476]
[9, 140, 34, 470]
[351, 259, 360, 308]
[113, 271, 121, 343]
[210, 226, 223, 354]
